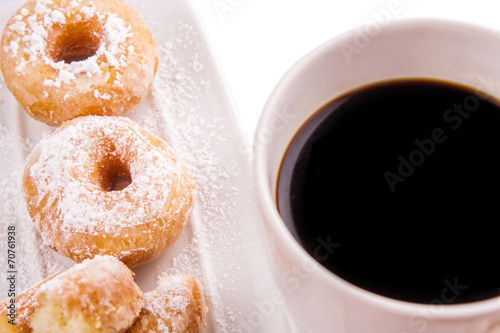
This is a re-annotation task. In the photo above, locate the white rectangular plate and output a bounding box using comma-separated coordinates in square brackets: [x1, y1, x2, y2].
[0, 0, 296, 331]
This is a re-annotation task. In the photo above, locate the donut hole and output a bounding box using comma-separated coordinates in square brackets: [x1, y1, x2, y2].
[47, 21, 103, 64]
[100, 156, 132, 192]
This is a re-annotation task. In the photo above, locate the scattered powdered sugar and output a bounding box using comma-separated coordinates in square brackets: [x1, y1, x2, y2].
[93, 89, 111, 100]
[36, 255, 139, 301]
[79, 5, 96, 18]
[102, 15, 131, 67]
[48, 10, 65, 25]
[132, 19, 242, 332]
[141, 276, 196, 332]
[1, 2, 247, 332]
[0, 123, 66, 300]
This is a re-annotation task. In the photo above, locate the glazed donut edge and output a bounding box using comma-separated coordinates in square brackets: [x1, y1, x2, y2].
[0, 0, 159, 126]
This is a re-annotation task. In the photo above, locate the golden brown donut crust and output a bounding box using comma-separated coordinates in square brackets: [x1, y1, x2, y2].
[0, 0, 158, 126]
[126, 275, 207, 333]
[0, 255, 144, 333]
[22, 116, 196, 268]
[0, 273, 60, 333]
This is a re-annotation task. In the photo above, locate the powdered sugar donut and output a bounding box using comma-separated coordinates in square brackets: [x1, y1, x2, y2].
[0, 255, 144, 333]
[126, 275, 207, 333]
[0, 0, 158, 126]
[22, 116, 196, 268]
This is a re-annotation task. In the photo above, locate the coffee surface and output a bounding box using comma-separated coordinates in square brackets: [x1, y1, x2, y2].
[277, 79, 500, 303]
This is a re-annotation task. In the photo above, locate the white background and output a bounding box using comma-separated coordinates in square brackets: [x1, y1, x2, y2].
[188, 0, 500, 143]
[2, 0, 500, 143]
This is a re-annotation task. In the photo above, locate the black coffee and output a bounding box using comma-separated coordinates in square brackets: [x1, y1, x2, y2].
[277, 79, 500, 304]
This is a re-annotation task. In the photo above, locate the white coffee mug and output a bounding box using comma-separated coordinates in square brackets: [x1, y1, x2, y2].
[253, 18, 500, 333]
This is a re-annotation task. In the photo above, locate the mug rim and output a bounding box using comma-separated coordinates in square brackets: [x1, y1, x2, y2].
[253, 16, 500, 318]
